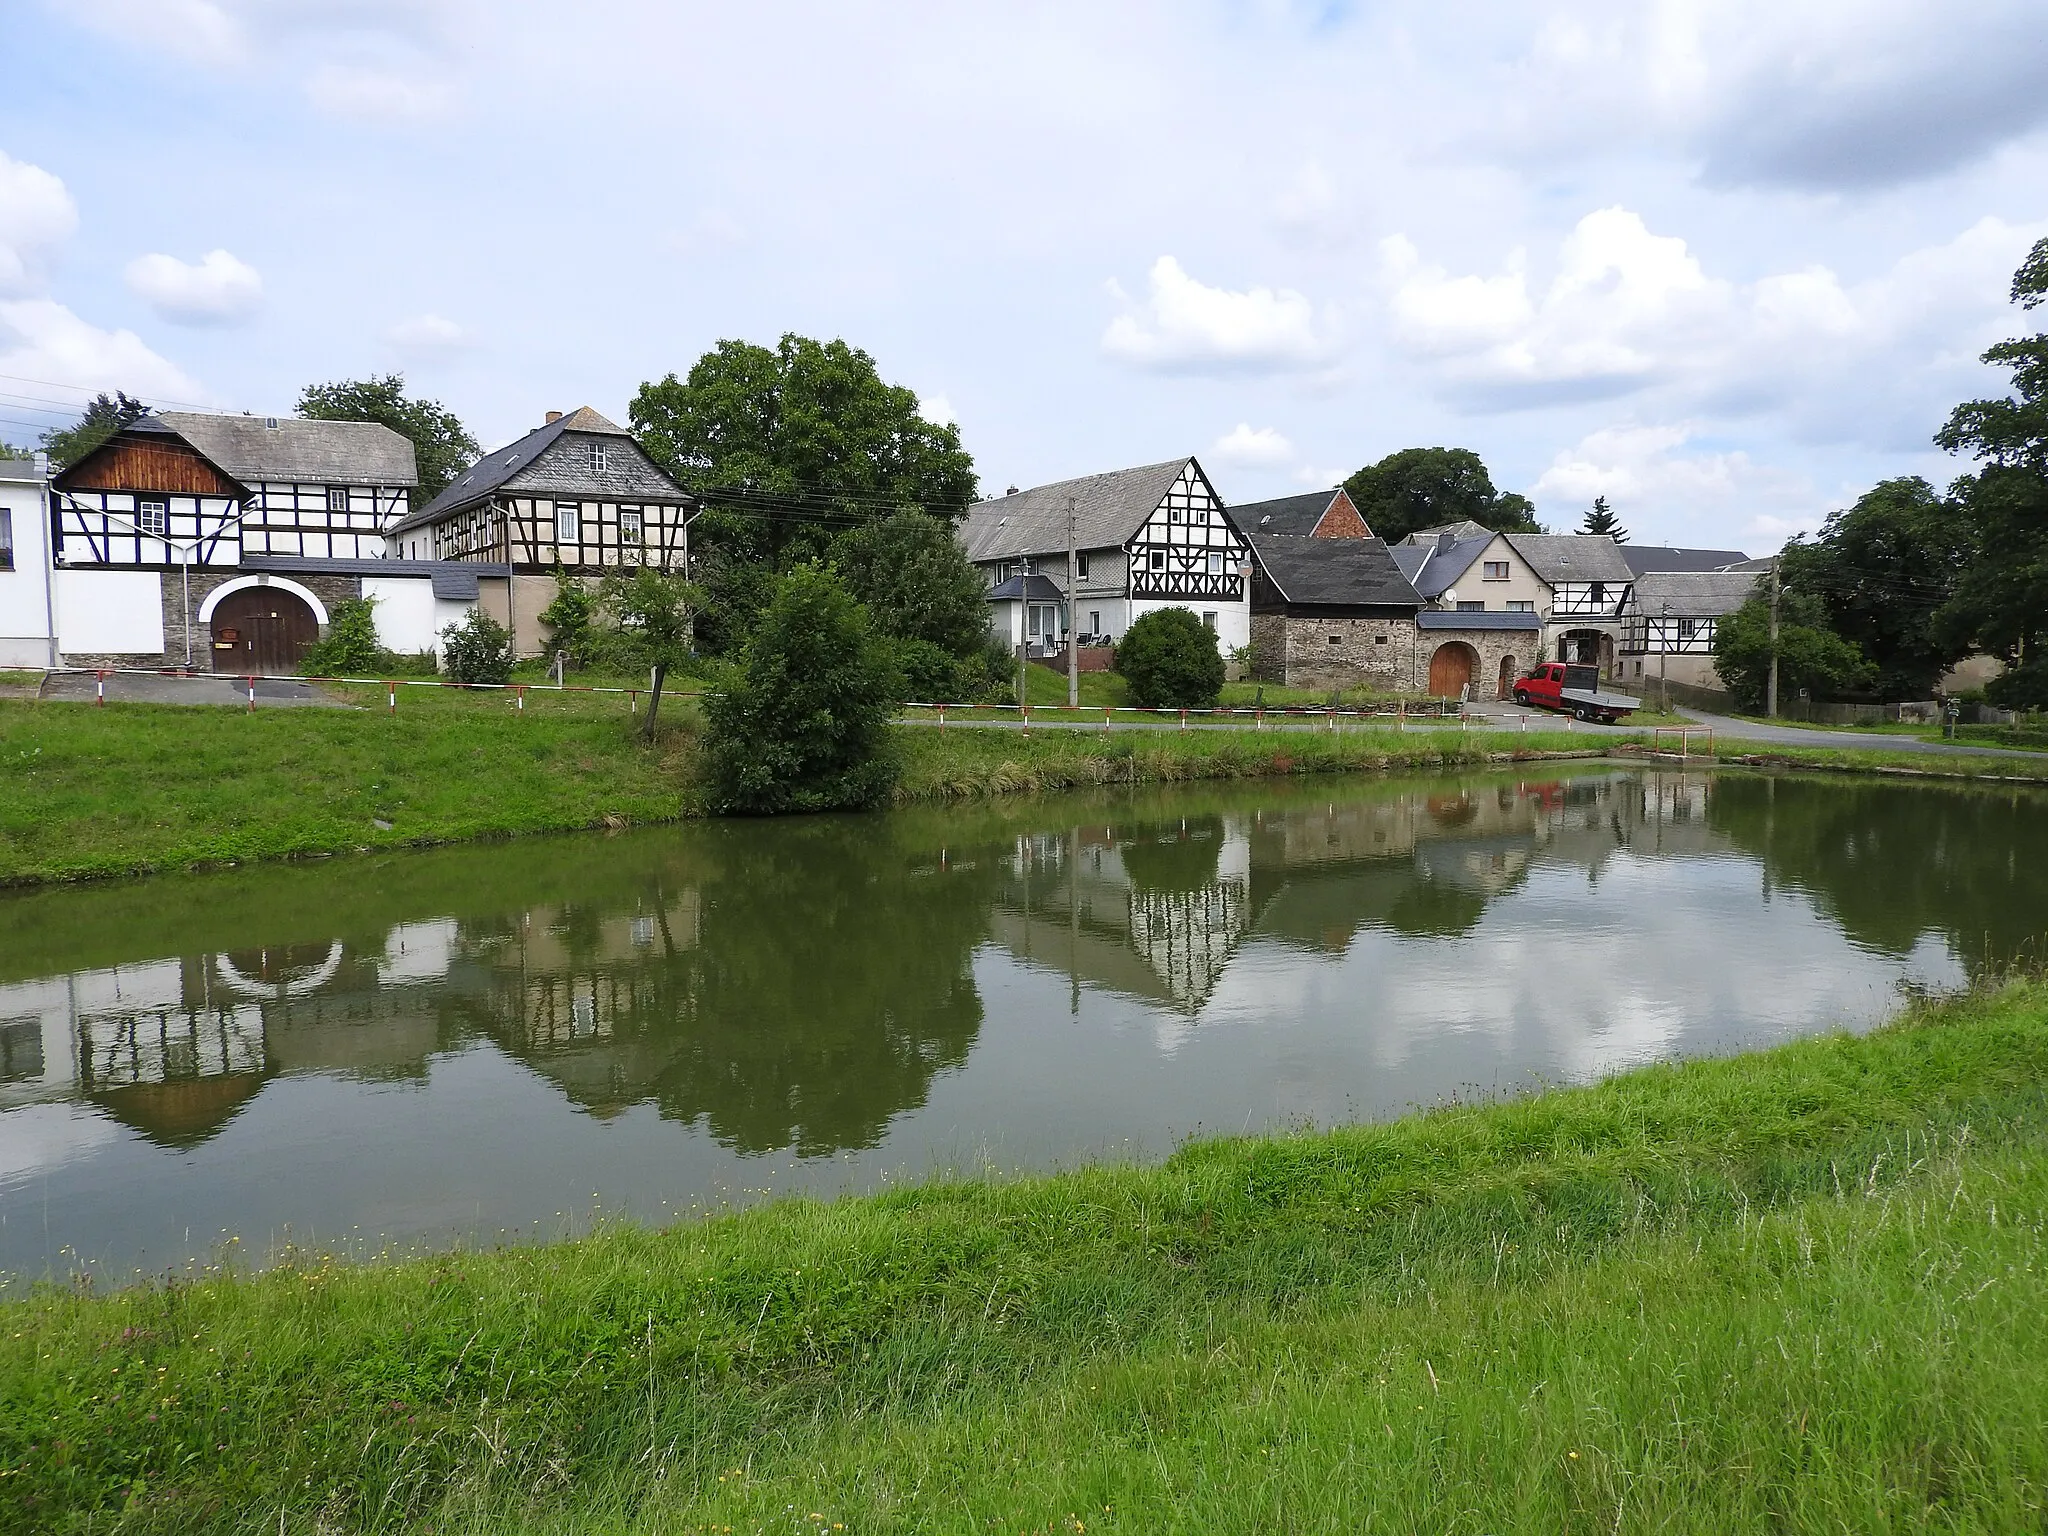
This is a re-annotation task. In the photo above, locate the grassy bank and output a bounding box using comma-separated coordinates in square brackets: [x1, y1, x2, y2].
[5, 979, 2047, 1533]
[0, 697, 1611, 886]
[1701, 740, 2048, 782]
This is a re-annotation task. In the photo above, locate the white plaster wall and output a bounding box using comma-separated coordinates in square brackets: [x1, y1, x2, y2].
[0, 460, 53, 667]
[361, 576, 441, 654]
[1127, 597, 1249, 656]
[54, 569, 164, 656]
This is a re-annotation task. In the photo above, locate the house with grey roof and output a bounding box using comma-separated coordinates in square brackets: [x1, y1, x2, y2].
[956, 457, 1249, 658]
[1620, 544, 1750, 577]
[1222, 487, 1372, 540]
[1393, 526, 1639, 677]
[48, 410, 421, 671]
[1619, 568, 1762, 693]
[386, 406, 695, 658]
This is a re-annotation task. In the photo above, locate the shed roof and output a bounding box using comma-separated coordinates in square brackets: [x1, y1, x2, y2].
[146, 412, 418, 487]
[1416, 609, 1543, 631]
[1502, 533, 1637, 584]
[1224, 489, 1350, 539]
[958, 459, 1192, 563]
[1620, 544, 1750, 576]
[1629, 570, 1760, 618]
[1246, 534, 1420, 609]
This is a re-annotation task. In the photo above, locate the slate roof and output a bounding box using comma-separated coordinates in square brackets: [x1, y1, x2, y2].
[1389, 535, 1493, 600]
[392, 407, 688, 531]
[1246, 534, 1420, 610]
[986, 572, 1069, 602]
[1620, 544, 1750, 576]
[1629, 570, 1760, 618]
[430, 567, 481, 601]
[1400, 520, 1493, 545]
[1224, 490, 1348, 539]
[1502, 533, 1637, 585]
[146, 412, 418, 487]
[1416, 609, 1543, 631]
[957, 459, 1192, 564]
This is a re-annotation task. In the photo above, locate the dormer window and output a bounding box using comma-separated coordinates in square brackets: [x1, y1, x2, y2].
[590, 442, 611, 474]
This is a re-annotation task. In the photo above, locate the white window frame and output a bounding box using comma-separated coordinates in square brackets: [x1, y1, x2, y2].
[1202, 611, 1217, 630]
[0, 507, 11, 569]
[1506, 599, 1535, 612]
[620, 509, 644, 543]
[325, 486, 350, 514]
[1149, 549, 1166, 571]
[555, 502, 581, 544]
[137, 500, 168, 537]
[1456, 600, 1485, 612]
[590, 442, 611, 474]
[1205, 551, 1224, 576]
[1075, 551, 1090, 579]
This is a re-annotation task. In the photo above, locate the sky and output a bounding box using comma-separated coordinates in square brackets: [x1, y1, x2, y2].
[1, 0, 2045, 552]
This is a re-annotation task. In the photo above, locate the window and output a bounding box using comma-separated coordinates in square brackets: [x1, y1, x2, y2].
[325, 486, 349, 514]
[1194, 509, 1208, 525]
[1075, 551, 1090, 578]
[1206, 551, 1225, 575]
[1202, 611, 1217, 630]
[1456, 600, 1485, 612]
[555, 503, 581, 543]
[0, 508, 11, 570]
[589, 442, 611, 474]
[1168, 505, 1183, 523]
[1149, 550, 1166, 571]
[1088, 610, 1100, 635]
[137, 500, 168, 537]
[1507, 599, 1535, 612]
[1329, 633, 1343, 646]
[1483, 561, 1509, 581]
[1374, 634, 1388, 645]
[1677, 618, 1697, 641]
[1589, 581, 1606, 604]
[620, 509, 644, 543]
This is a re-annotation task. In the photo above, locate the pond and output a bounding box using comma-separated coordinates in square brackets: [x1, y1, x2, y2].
[2, 764, 2044, 1281]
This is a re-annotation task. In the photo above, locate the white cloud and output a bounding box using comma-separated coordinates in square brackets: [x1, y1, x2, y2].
[1210, 422, 1295, 468]
[305, 63, 454, 121]
[124, 249, 263, 326]
[918, 393, 956, 427]
[61, 0, 245, 64]
[385, 312, 469, 357]
[0, 297, 207, 403]
[1103, 256, 1336, 375]
[1531, 423, 1824, 548]
[0, 151, 79, 297]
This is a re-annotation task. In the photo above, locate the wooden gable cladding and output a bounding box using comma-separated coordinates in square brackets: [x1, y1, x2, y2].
[62, 435, 245, 500]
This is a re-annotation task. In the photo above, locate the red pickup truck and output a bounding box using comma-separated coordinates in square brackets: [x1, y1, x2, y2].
[1511, 663, 1641, 724]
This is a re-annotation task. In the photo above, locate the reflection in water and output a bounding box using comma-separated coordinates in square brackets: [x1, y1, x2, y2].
[1, 766, 2043, 1276]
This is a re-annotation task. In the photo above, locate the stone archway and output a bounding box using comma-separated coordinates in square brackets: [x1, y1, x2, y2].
[210, 586, 319, 674]
[1496, 653, 1518, 700]
[1427, 641, 1478, 699]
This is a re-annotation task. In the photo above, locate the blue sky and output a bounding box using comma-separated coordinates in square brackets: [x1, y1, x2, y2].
[2, 0, 2045, 551]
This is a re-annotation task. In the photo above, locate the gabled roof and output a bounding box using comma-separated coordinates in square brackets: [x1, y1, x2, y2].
[1620, 544, 1750, 576]
[1400, 520, 1494, 545]
[149, 411, 417, 487]
[1389, 534, 1493, 599]
[1224, 489, 1355, 539]
[958, 459, 1194, 563]
[392, 407, 682, 532]
[986, 572, 1068, 602]
[1247, 534, 1420, 609]
[1502, 533, 1636, 585]
[1629, 569, 1760, 618]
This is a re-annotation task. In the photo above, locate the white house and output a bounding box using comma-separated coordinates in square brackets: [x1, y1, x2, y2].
[958, 457, 1251, 658]
[0, 452, 55, 668]
[1619, 569, 1763, 691]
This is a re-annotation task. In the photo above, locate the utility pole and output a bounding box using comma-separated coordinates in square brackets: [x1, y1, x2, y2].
[1659, 601, 1671, 713]
[1766, 557, 1782, 719]
[1066, 495, 1079, 708]
[1016, 558, 1029, 707]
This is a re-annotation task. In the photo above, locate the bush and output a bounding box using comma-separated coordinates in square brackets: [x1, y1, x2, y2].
[1985, 658, 2048, 711]
[299, 596, 381, 676]
[702, 564, 901, 814]
[890, 637, 959, 703]
[1115, 607, 1225, 709]
[439, 607, 515, 686]
[538, 566, 598, 665]
[828, 511, 990, 657]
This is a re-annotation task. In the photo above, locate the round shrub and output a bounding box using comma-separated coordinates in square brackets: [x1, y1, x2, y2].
[439, 607, 515, 686]
[1115, 607, 1224, 709]
[299, 596, 381, 676]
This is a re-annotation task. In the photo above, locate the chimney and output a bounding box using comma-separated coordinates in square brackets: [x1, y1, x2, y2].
[545, 411, 563, 425]
[1437, 531, 1455, 553]
[1005, 485, 1019, 496]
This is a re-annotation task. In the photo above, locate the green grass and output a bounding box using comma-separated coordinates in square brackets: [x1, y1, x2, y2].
[1704, 739, 2048, 782]
[5, 979, 2047, 1533]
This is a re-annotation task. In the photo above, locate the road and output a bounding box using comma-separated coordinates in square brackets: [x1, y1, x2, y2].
[1676, 707, 2037, 760]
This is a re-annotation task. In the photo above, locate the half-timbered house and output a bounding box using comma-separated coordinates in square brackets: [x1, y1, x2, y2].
[48, 413, 418, 669]
[1619, 569, 1761, 691]
[384, 407, 695, 657]
[957, 458, 1250, 658]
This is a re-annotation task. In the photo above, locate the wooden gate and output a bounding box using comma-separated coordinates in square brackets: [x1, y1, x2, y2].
[210, 586, 319, 675]
[1427, 642, 1476, 698]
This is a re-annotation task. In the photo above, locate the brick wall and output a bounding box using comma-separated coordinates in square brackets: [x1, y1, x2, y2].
[1313, 490, 1371, 539]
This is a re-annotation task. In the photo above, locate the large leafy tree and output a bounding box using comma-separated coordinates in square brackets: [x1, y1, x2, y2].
[1341, 447, 1542, 544]
[296, 374, 479, 505]
[631, 335, 978, 569]
[1777, 477, 1975, 700]
[1712, 590, 1875, 713]
[827, 510, 988, 657]
[1933, 235, 2048, 700]
[40, 391, 149, 469]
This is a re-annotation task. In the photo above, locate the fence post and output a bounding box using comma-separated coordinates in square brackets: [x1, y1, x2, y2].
[1180, 708, 1187, 733]
[516, 685, 526, 713]
[938, 702, 946, 729]
[387, 682, 396, 715]
[1022, 703, 1031, 736]
[96, 670, 106, 707]
[629, 690, 637, 716]
[246, 676, 256, 713]
[1103, 706, 1112, 733]
[1256, 707, 1264, 732]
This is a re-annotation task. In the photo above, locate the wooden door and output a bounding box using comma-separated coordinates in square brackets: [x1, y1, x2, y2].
[1427, 642, 1475, 698]
[210, 586, 319, 675]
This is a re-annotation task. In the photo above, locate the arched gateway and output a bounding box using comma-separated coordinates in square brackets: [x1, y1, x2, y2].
[1427, 641, 1478, 699]
[210, 587, 320, 674]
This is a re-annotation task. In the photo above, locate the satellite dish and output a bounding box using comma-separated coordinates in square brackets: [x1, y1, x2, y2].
[1442, 588, 1458, 604]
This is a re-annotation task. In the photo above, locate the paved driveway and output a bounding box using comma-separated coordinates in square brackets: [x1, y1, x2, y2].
[36, 671, 342, 709]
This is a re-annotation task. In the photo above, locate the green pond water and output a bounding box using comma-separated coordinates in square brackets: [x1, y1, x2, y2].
[1, 763, 2043, 1280]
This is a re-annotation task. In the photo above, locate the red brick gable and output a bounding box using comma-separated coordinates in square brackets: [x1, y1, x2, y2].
[1312, 489, 1371, 539]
